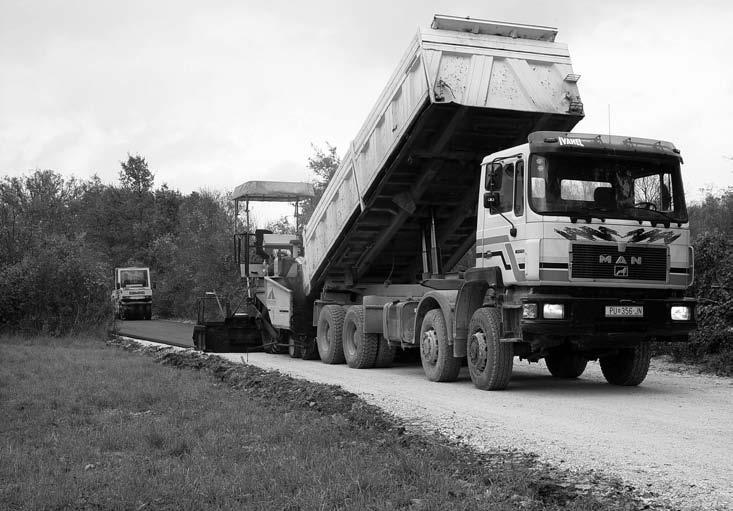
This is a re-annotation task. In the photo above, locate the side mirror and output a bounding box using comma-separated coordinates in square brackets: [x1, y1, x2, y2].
[485, 162, 503, 191]
[115, 283, 120, 290]
[151, 282, 157, 290]
[483, 191, 501, 213]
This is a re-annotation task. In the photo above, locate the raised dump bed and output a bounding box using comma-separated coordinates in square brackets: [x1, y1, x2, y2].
[302, 15, 584, 296]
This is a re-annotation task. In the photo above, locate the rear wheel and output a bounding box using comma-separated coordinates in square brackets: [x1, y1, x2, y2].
[600, 343, 651, 386]
[419, 309, 461, 382]
[342, 306, 378, 369]
[545, 350, 587, 378]
[467, 307, 513, 390]
[317, 305, 346, 364]
[144, 304, 152, 320]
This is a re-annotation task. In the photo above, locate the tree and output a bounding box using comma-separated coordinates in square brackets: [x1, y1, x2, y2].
[119, 154, 154, 193]
[301, 143, 340, 224]
[265, 216, 297, 235]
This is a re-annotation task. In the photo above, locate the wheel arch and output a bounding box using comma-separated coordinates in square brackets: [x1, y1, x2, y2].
[453, 267, 502, 357]
[414, 290, 458, 346]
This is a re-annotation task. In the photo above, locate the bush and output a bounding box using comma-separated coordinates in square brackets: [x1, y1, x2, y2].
[655, 231, 733, 375]
[0, 236, 111, 335]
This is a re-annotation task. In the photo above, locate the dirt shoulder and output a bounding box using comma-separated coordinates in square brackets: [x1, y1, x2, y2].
[111, 337, 653, 510]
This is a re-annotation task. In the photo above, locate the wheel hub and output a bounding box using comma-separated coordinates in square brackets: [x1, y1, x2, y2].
[421, 328, 439, 364]
[468, 331, 487, 372]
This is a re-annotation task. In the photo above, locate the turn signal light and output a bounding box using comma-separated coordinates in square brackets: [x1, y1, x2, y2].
[522, 303, 538, 319]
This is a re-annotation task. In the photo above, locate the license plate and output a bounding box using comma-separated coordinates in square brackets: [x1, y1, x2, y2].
[605, 305, 643, 318]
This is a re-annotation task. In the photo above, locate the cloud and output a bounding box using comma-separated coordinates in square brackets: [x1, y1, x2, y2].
[1, 0, 732, 203]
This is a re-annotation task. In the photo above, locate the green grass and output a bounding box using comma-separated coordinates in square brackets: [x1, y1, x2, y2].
[1, 336, 642, 510]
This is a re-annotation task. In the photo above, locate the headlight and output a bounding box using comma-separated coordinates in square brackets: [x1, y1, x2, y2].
[522, 303, 538, 319]
[543, 303, 565, 319]
[670, 306, 691, 321]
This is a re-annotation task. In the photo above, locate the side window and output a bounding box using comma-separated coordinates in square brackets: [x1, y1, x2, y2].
[514, 160, 524, 216]
[495, 163, 514, 214]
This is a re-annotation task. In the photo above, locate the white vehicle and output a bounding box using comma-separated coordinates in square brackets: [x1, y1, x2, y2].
[216, 15, 696, 390]
[112, 267, 152, 320]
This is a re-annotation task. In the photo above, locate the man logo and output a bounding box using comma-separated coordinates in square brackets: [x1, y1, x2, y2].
[614, 266, 629, 277]
[599, 255, 642, 265]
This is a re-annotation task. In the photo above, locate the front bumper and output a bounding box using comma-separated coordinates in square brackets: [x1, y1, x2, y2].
[520, 295, 696, 340]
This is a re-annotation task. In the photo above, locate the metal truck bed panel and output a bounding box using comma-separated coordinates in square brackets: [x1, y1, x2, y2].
[302, 16, 583, 296]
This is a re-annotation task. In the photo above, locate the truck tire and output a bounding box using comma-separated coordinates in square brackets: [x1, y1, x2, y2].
[342, 306, 378, 369]
[600, 343, 651, 386]
[374, 335, 395, 368]
[317, 305, 346, 364]
[286, 336, 300, 358]
[419, 309, 461, 382]
[467, 307, 513, 390]
[145, 304, 152, 320]
[545, 350, 587, 378]
[301, 338, 320, 360]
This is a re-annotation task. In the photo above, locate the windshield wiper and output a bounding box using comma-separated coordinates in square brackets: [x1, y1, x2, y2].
[619, 206, 678, 227]
[538, 208, 609, 223]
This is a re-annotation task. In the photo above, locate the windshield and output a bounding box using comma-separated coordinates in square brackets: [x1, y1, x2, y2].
[529, 153, 688, 223]
[119, 269, 149, 287]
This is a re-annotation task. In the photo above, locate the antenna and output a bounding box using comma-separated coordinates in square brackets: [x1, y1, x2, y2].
[608, 104, 611, 141]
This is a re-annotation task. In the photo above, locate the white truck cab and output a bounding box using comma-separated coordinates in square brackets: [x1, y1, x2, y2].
[463, 131, 696, 387]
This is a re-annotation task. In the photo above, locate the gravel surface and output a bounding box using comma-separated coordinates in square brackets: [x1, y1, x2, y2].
[121, 321, 732, 511]
[219, 353, 732, 511]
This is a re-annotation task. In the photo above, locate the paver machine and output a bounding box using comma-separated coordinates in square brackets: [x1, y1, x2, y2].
[193, 181, 316, 354]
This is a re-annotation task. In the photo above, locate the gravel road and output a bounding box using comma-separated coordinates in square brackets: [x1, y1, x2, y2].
[121, 320, 732, 510]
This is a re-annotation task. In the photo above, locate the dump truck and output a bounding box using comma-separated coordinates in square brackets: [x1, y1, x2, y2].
[213, 15, 697, 389]
[112, 267, 152, 320]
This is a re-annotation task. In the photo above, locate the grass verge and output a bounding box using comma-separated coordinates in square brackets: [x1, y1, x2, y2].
[1, 335, 645, 510]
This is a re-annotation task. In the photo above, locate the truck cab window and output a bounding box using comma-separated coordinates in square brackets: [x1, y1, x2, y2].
[494, 162, 514, 214]
[633, 172, 675, 211]
[514, 160, 524, 216]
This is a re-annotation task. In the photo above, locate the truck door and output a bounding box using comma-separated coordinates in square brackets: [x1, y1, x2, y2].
[477, 157, 527, 284]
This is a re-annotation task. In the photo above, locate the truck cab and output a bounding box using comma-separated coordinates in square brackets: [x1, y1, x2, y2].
[112, 267, 152, 320]
[470, 131, 696, 385]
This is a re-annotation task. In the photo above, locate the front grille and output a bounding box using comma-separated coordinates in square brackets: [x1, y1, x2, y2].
[570, 243, 667, 281]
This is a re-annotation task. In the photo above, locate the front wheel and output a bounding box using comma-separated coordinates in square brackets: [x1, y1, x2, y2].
[600, 343, 651, 386]
[545, 350, 587, 378]
[467, 307, 513, 390]
[419, 309, 461, 382]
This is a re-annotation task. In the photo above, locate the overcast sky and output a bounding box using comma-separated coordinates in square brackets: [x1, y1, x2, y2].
[2, 0, 731, 218]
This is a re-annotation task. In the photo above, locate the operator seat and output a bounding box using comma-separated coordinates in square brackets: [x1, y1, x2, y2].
[254, 229, 272, 261]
